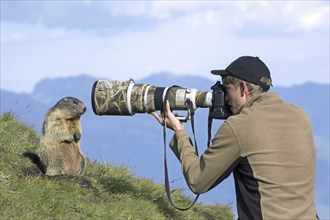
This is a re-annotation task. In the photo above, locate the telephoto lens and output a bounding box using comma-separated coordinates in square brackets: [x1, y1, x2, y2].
[91, 79, 213, 116]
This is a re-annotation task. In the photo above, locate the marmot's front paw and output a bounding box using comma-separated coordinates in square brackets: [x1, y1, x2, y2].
[74, 131, 81, 142]
[64, 136, 75, 143]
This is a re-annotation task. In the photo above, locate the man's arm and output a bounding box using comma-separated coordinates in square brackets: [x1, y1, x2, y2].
[151, 101, 241, 194]
[169, 122, 240, 194]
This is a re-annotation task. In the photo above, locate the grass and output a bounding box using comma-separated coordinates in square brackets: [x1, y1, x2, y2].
[0, 112, 234, 219]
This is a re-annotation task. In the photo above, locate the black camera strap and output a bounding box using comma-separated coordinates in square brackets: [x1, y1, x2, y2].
[207, 81, 232, 148]
[207, 113, 213, 148]
[162, 86, 200, 211]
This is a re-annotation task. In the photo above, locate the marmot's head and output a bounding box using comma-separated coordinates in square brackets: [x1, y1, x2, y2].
[51, 97, 87, 119]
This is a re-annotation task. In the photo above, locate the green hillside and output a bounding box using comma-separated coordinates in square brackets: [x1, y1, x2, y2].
[0, 112, 234, 219]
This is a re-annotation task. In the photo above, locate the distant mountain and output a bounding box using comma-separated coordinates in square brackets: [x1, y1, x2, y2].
[1, 73, 329, 218]
[271, 83, 329, 138]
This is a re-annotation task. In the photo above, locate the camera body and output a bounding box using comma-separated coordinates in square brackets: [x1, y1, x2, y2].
[91, 79, 231, 120]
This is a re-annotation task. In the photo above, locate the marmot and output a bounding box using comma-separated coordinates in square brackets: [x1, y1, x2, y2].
[24, 96, 87, 176]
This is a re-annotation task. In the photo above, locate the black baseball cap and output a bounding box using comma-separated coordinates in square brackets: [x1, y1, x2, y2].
[211, 56, 271, 90]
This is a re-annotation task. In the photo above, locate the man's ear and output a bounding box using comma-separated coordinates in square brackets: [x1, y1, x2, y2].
[240, 82, 250, 97]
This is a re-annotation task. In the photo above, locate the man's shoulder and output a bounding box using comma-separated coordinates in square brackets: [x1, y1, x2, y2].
[223, 93, 281, 128]
[225, 92, 310, 127]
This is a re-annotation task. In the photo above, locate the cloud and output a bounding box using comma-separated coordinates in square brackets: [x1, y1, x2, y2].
[285, 1, 329, 32]
[0, 32, 27, 44]
[1, 1, 160, 34]
[1, 1, 328, 36]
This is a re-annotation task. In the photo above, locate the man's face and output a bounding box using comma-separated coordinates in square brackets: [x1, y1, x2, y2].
[224, 83, 247, 114]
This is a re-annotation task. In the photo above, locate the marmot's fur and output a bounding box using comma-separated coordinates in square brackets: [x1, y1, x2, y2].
[24, 97, 87, 176]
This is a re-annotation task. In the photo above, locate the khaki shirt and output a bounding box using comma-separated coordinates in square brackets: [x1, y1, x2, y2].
[170, 92, 317, 219]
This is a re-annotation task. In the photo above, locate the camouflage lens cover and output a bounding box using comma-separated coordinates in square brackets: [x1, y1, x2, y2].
[92, 79, 132, 115]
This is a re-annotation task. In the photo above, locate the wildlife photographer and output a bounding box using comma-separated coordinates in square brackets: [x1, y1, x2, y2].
[151, 56, 318, 219]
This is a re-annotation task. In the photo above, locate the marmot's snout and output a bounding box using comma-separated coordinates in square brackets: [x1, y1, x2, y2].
[77, 103, 87, 116]
[82, 105, 87, 114]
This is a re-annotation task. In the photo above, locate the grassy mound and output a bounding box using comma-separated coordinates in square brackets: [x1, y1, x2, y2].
[0, 112, 234, 219]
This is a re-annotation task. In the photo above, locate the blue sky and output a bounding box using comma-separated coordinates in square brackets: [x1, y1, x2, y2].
[1, 1, 329, 94]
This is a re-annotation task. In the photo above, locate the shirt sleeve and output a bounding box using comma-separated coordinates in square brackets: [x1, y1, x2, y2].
[169, 121, 241, 194]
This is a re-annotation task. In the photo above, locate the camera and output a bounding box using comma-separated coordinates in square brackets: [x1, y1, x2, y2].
[91, 79, 231, 120]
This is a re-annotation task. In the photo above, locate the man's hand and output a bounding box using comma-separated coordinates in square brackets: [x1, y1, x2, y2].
[150, 101, 184, 131]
